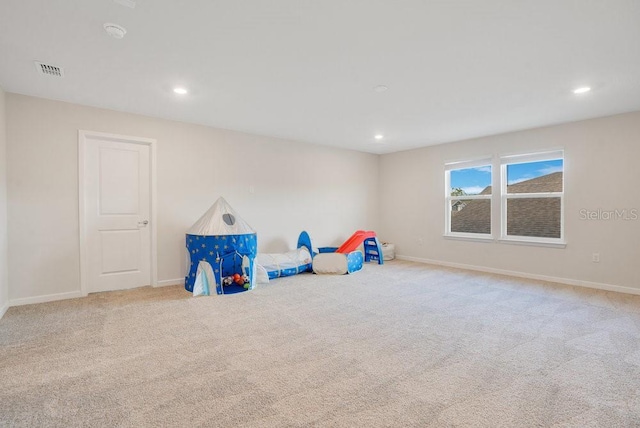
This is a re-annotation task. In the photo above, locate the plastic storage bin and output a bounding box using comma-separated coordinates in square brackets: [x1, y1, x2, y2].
[381, 243, 395, 260]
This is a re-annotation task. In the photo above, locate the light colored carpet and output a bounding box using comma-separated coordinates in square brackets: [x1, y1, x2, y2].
[1, 260, 640, 427]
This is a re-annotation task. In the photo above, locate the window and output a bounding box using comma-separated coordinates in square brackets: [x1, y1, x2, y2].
[444, 150, 565, 246]
[445, 159, 492, 238]
[500, 151, 564, 244]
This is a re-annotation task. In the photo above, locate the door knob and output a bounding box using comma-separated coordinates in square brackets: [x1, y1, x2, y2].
[138, 220, 149, 227]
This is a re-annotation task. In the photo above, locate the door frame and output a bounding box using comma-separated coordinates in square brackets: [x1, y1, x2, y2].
[78, 130, 158, 296]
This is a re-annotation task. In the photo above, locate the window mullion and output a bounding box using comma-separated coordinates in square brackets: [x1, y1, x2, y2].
[505, 192, 563, 199]
[451, 195, 491, 201]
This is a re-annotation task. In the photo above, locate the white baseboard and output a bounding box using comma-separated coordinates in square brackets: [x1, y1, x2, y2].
[4, 280, 184, 309]
[396, 255, 640, 296]
[0, 302, 8, 319]
[156, 278, 183, 288]
[9, 290, 85, 307]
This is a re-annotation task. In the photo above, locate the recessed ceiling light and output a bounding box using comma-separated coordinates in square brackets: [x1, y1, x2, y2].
[104, 23, 127, 39]
[374, 85, 388, 93]
[573, 86, 591, 94]
[374, 134, 384, 140]
[173, 87, 188, 95]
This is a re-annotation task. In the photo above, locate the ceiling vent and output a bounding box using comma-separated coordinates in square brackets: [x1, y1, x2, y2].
[34, 61, 64, 78]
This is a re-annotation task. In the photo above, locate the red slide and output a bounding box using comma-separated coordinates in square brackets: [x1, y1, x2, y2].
[335, 230, 377, 254]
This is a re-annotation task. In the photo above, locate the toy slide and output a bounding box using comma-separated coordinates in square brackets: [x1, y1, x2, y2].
[335, 230, 377, 254]
[313, 230, 383, 275]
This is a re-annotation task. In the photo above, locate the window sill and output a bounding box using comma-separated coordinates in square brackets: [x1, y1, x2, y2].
[498, 238, 566, 249]
[443, 234, 494, 243]
[443, 234, 566, 248]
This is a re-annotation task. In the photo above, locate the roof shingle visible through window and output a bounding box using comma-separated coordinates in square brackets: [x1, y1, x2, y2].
[451, 172, 562, 237]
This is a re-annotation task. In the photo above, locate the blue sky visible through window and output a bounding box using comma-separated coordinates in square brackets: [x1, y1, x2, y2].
[507, 159, 563, 185]
[450, 159, 563, 195]
[450, 166, 491, 195]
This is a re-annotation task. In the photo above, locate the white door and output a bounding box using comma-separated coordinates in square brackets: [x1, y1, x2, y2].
[83, 135, 152, 293]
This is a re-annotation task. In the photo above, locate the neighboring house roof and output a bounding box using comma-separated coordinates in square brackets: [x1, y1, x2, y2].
[508, 172, 563, 193]
[451, 199, 492, 234]
[451, 172, 562, 238]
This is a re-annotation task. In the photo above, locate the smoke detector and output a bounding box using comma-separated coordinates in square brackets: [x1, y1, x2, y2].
[104, 23, 127, 39]
[34, 61, 64, 77]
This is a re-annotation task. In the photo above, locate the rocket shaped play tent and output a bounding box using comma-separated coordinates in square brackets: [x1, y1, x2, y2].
[185, 197, 257, 295]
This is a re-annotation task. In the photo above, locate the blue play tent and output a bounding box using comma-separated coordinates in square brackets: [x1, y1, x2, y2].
[184, 197, 257, 295]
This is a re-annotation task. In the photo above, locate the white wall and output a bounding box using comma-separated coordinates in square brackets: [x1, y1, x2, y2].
[380, 112, 640, 292]
[0, 87, 8, 317]
[6, 94, 379, 302]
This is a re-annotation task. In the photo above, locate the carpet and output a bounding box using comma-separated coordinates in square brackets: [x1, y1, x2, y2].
[1, 260, 640, 427]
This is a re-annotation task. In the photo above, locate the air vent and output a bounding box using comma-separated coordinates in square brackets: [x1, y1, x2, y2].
[34, 61, 64, 78]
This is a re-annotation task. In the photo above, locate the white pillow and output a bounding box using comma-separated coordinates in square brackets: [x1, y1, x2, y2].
[312, 253, 348, 275]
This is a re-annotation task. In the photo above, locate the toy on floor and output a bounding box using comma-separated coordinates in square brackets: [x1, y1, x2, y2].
[312, 230, 383, 275]
[185, 197, 257, 296]
[255, 231, 315, 282]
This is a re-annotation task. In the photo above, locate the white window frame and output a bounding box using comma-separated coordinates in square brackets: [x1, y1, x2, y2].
[444, 158, 493, 240]
[499, 150, 565, 246]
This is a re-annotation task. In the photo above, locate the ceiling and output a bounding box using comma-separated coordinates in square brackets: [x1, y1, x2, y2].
[1, 1, 639, 154]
